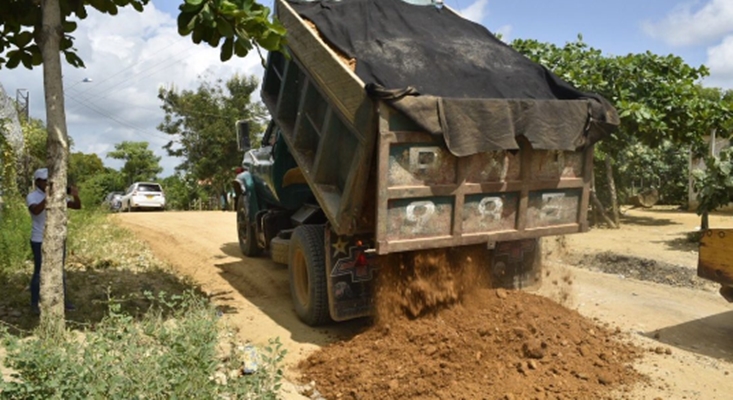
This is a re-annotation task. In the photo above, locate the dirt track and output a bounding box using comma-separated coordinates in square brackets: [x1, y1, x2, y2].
[114, 209, 733, 399]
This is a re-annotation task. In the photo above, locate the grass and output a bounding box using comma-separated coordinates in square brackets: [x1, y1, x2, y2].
[0, 194, 31, 273]
[0, 202, 286, 399]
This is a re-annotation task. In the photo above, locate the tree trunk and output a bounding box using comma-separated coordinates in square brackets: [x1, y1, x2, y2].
[701, 212, 709, 231]
[39, 0, 68, 334]
[591, 173, 617, 229]
[605, 155, 620, 227]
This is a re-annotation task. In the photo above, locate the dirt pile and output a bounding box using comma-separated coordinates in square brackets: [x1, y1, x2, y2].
[299, 287, 643, 400]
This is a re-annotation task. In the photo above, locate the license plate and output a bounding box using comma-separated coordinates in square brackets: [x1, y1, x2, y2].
[146, 195, 154, 199]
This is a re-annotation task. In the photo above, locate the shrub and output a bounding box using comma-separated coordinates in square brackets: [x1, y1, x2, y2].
[0, 291, 286, 400]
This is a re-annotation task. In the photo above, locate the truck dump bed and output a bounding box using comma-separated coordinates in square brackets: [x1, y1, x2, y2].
[264, 0, 618, 255]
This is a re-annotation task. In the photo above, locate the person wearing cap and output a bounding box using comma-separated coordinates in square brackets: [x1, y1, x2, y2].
[27, 167, 82, 315]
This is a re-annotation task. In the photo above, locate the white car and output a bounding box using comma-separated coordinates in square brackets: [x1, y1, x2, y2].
[121, 182, 166, 212]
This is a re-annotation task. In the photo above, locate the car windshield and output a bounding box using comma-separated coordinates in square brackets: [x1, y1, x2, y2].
[137, 184, 162, 192]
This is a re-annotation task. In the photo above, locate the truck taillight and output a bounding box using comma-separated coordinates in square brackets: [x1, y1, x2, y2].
[355, 252, 368, 267]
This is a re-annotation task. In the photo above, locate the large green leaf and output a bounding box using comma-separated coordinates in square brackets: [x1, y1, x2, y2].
[14, 31, 33, 47]
[216, 19, 234, 37]
[220, 37, 234, 62]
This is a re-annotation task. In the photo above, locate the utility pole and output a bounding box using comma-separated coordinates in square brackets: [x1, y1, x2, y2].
[15, 89, 29, 121]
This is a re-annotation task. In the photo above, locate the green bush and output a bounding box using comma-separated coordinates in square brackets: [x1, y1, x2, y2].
[0, 291, 286, 399]
[0, 194, 32, 273]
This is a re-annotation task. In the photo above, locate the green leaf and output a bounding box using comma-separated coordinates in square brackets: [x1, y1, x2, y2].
[19, 51, 33, 69]
[6, 50, 21, 69]
[220, 37, 234, 62]
[62, 20, 78, 33]
[31, 48, 42, 65]
[64, 51, 86, 68]
[177, 12, 196, 35]
[233, 37, 251, 57]
[256, 31, 281, 52]
[185, 0, 204, 5]
[207, 30, 222, 47]
[15, 31, 33, 47]
[216, 19, 234, 37]
[192, 26, 204, 44]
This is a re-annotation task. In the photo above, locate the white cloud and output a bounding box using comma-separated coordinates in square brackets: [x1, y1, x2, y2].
[705, 35, 733, 89]
[1, 3, 265, 177]
[458, 0, 489, 24]
[643, 0, 733, 46]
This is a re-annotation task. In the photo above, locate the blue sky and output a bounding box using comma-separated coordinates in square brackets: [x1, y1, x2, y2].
[2, 0, 731, 178]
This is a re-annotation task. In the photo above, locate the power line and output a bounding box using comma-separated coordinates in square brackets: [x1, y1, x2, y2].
[70, 42, 196, 107]
[65, 93, 170, 141]
[69, 35, 188, 99]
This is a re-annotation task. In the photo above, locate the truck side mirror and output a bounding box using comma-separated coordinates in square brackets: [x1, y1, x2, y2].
[236, 120, 251, 151]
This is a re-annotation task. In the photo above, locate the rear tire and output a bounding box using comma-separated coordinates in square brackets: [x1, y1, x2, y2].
[237, 195, 261, 257]
[289, 225, 331, 326]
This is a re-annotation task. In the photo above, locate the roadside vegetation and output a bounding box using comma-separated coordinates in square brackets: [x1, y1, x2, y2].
[0, 205, 286, 398]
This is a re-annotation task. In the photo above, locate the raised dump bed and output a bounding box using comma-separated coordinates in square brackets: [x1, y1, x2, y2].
[261, 0, 609, 254]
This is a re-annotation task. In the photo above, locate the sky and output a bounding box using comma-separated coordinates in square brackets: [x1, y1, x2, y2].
[1, 0, 732, 177]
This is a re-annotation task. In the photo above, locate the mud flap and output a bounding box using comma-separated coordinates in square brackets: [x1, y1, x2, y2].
[491, 238, 542, 290]
[325, 229, 378, 321]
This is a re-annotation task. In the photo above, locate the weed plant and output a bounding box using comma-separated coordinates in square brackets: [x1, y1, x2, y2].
[0, 291, 286, 399]
[0, 194, 31, 273]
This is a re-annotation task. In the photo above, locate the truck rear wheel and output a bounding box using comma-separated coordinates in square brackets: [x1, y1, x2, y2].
[289, 225, 331, 326]
[237, 195, 261, 257]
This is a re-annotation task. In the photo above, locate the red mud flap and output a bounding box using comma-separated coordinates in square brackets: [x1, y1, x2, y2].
[325, 229, 378, 321]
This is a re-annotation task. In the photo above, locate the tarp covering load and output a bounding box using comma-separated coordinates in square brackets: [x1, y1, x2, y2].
[289, 0, 619, 156]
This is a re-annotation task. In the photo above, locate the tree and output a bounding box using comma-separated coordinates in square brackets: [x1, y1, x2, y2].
[512, 37, 733, 227]
[69, 151, 105, 184]
[160, 173, 205, 210]
[692, 147, 733, 230]
[69, 151, 110, 206]
[157, 74, 266, 199]
[78, 167, 125, 207]
[2, 0, 286, 329]
[107, 141, 163, 185]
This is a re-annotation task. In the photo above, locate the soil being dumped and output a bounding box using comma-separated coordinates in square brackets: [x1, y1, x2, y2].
[299, 249, 644, 400]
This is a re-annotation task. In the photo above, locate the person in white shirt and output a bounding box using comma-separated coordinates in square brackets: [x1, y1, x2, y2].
[27, 168, 82, 315]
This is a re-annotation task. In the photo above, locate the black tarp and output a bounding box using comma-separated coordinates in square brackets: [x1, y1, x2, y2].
[289, 0, 618, 155]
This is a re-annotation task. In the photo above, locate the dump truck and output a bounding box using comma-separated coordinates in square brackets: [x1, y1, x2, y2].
[698, 229, 733, 301]
[232, 0, 619, 326]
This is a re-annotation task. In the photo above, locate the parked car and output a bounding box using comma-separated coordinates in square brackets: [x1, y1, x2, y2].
[103, 191, 124, 212]
[121, 182, 165, 212]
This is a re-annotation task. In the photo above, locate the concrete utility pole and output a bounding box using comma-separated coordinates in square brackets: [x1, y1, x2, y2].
[15, 89, 29, 120]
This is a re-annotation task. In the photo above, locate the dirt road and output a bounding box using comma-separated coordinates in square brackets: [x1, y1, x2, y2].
[114, 210, 733, 399]
[112, 212, 366, 375]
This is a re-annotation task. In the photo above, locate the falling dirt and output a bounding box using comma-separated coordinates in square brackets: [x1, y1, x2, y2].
[374, 246, 489, 321]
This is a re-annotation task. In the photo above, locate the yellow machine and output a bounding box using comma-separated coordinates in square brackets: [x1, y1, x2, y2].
[698, 229, 733, 301]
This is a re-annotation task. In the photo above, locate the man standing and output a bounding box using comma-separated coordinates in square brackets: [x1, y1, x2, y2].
[27, 168, 82, 315]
